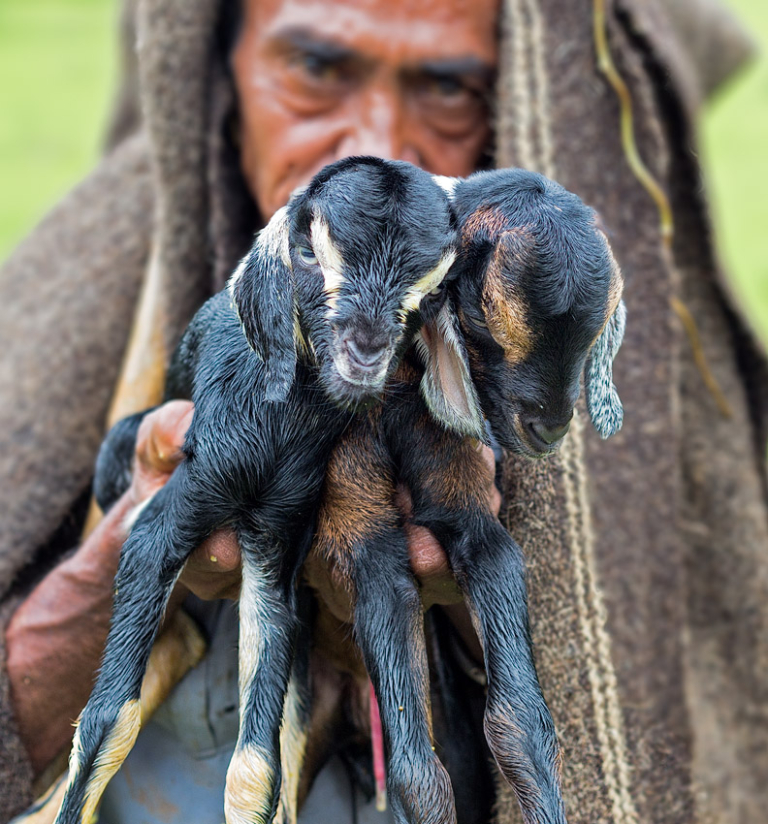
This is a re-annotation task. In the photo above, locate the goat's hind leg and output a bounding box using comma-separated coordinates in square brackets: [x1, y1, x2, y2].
[452, 520, 566, 824]
[314, 426, 456, 824]
[401, 435, 566, 824]
[225, 535, 304, 824]
[55, 467, 210, 824]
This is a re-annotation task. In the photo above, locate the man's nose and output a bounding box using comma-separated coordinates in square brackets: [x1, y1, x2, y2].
[336, 86, 419, 165]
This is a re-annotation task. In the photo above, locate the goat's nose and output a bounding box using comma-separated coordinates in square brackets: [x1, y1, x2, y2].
[527, 412, 573, 446]
[345, 338, 388, 369]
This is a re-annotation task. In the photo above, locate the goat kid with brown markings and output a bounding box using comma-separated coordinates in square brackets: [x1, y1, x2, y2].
[52, 157, 459, 824]
[308, 168, 626, 824]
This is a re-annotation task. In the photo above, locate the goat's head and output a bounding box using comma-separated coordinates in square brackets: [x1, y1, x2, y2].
[419, 168, 626, 455]
[230, 157, 457, 407]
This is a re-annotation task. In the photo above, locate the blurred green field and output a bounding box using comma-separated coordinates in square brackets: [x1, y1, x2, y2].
[0, 0, 116, 261]
[1, 0, 767, 341]
[702, 0, 768, 341]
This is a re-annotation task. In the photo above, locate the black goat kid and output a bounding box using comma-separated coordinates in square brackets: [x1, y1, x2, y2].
[310, 169, 626, 824]
[53, 157, 459, 824]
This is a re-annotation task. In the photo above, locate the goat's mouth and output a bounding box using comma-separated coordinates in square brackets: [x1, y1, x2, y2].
[327, 337, 397, 394]
[489, 415, 563, 459]
[321, 355, 395, 410]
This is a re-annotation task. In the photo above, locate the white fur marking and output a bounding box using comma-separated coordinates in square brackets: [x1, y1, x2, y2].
[400, 251, 457, 319]
[80, 700, 142, 824]
[276, 675, 308, 824]
[225, 745, 275, 824]
[311, 215, 346, 301]
[431, 175, 460, 199]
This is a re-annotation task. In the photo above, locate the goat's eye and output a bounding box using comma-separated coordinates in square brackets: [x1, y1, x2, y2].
[428, 285, 443, 297]
[297, 245, 318, 265]
[467, 313, 488, 329]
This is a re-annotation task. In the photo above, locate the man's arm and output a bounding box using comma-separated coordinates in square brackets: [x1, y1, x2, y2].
[6, 400, 493, 776]
[4, 403, 239, 774]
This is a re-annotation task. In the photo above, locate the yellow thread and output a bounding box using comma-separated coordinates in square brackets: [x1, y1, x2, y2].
[593, 0, 673, 243]
[671, 297, 733, 418]
[593, 0, 730, 418]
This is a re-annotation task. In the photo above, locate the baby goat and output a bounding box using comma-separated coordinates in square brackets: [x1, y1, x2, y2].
[308, 168, 626, 824]
[53, 157, 458, 824]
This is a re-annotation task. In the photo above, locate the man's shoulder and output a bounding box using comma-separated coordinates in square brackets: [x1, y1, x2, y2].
[1, 130, 154, 294]
[0, 130, 156, 597]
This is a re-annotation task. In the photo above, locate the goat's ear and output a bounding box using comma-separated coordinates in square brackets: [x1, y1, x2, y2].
[416, 299, 485, 440]
[585, 299, 626, 438]
[229, 207, 296, 402]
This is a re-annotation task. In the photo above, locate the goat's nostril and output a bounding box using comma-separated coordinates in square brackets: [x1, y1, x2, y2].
[528, 416, 572, 446]
[345, 338, 387, 369]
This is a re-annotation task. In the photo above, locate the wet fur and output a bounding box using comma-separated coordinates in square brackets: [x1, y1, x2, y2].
[81, 168, 624, 824]
[309, 169, 626, 824]
[53, 157, 457, 824]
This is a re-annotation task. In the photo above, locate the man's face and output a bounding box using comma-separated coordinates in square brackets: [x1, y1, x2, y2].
[233, 0, 498, 220]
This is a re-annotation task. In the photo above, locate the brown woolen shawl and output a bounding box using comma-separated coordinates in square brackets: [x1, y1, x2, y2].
[493, 2, 768, 823]
[0, 0, 766, 821]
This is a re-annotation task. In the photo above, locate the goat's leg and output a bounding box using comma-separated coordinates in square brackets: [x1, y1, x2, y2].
[224, 543, 301, 824]
[273, 587, 313, 824]
[313, 420, 456, 824]
[352, 533, 456, 824]
[449, 520, 566, 824]
[55, 466, 212, 824]
[399, 432, 566, 824]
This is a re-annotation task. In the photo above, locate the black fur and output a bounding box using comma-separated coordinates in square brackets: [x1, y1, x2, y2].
[311, 169, 626, 824]
[54, 157, 457, 824]
[78, 167, 624, 824]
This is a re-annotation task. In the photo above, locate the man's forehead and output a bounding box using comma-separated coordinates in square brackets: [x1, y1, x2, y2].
[243, 0, 499, 63]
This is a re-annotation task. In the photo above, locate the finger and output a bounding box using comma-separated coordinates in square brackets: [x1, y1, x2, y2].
[136, 401, 194, 475]
[180, 530, 243, 601]
[187, 529, 242, 574]
[479, 443, 496, 476]
[405, 523, 463, 608]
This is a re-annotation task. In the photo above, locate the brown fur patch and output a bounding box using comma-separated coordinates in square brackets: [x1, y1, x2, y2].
[589, 247, 625, 347]
[461, 205, 510, 245]
[606, 254, 624, 320]
[314, 416, 399, 579]
[414, 418, 494, 511]
[482, 233, 535, 364]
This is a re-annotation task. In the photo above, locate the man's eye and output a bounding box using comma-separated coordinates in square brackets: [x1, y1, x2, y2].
[297, 245, 318, 265]
[287, 51, 346, 87]
[297, 53, 339, 81]
[428, 75, 465, 98]
[419, 73, 475, 104]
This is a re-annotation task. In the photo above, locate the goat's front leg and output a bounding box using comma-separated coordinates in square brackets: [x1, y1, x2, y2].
[55, 464, 214, 824]
[224, 529, 306, 824]
[312, 425, 456, 824]
[402, 437, 567, 824]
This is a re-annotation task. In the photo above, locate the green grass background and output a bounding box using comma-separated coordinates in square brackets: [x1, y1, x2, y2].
[1, 0, 767, 340]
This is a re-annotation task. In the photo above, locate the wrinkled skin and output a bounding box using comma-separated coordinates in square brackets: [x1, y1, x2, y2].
[7, 0, 500, 778]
